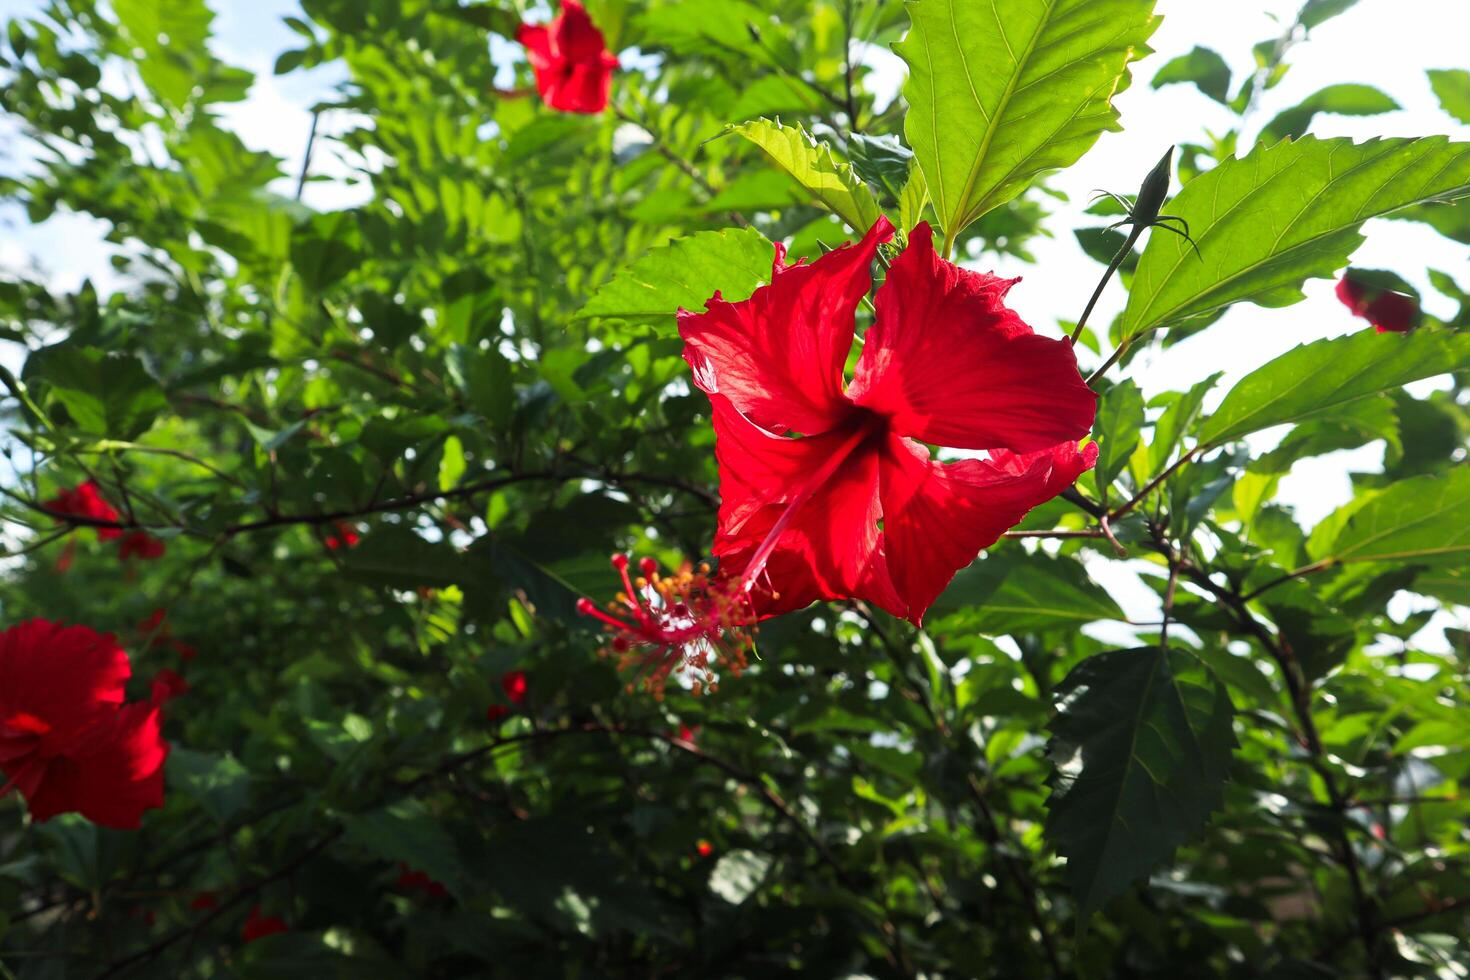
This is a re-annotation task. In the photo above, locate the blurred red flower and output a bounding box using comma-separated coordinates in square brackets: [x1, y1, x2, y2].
[118, 531, 166, 562]
[395, 861, 450, 899]
[150, 668, 189, 706]
[678, 219, 1097, 626]
[517, 0, 619, 114]
[0, 620, 168, 828]
[241, 905, 288, 942]
[696, 840, 713, 858]
[1336, 275, 1418, 333]
[44, 481, 123, 541]
[501, 669, 528, 704]
[324, 522, 361, 550]
[190, 891, 219, 911]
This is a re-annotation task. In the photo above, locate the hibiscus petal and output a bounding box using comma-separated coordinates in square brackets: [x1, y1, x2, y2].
[26, 702, 168, 829]
[850, 222, 1096, 453]
[879, 435, 1098, 626]
[516, 23, 553, 71]
[0, 620, 129, 733]
[708, 396, 901, 618]
[551, 0, 609, 65]
[680, 218, 893, 436]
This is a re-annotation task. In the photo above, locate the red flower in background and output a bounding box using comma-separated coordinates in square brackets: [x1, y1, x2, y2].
[517, 0, 619, 114]
[678, 219, 1097, 626]
[501, 669, 528, 704]
[1336, 275, 1418, 333]
[117, 531, 166, 562]
[0, 620, 168, 829]
[324, 522, 361, 550]
[696, 840, 714, 858]
[44, 481, 123, 541]
[150, 668, 189, 707]
[190, 891, 219, 911]
[395, 861, 450, 899]
[241, 905, 288, 942]
[486, 669, 529, 722]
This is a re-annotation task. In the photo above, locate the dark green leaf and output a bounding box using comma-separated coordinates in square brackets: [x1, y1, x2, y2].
[1151, 46, 1232, 104]
[28, 345, 167, 439]
[1093, 379, 1145, 491]
[1045, 646, 1235, 917]
[1260, 84, 1400, 144]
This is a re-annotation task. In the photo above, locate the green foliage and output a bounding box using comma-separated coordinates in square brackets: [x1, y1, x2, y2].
[1428, 67, 1470, 124]
[1, 0, 1467, 976]
[730, 118, 883, 232]
[896, 0, 1161, 255]
[1122, 136, 1470, 341]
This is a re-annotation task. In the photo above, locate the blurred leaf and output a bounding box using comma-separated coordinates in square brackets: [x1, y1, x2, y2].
[167, 748, 252, 824]
[1046, 646, 1235, 917]
[1200, 330, 1470, 445]
[1151, 46, 1231, 104]
[1429, 68, 1470, 125]
[709, 849, 773, 905]
[28, 346, 166, 439]
[1121, 137, 1470, 342]
[1260, 84, 1399, 143]
[730, 118, 882, 233]
[896, 0, 1160, 251]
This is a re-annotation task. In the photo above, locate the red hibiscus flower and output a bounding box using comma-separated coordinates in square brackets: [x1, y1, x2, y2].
[117, 531, 166, 562]
[150, 668, 189, 707]
[0, 620, 168, 829]
[395, 861, 450, 899]
[678, 219, 1097, 626]
[1336, 274, 1418, 333]
[241, 905, 288, 942]
[485, 704, 509, 723]
[696, 839, 714, 858]
[44, 481, 123, 541]
[517, 0, 619, 114]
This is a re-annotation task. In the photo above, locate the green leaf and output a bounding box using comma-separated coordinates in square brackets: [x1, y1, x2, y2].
[708, 849, 773, 905]
[1198, 330, 1470, 446]
[1312, 468, 1470, 567]
[1093, 379, 1145, 490]
[576, 227, 775, 331]
[1260, 84, 1400, 144]
[343, 801, 466, 899]
[1151, 46, 1231, 104]
[1299, 0, 1360, 29]
[1045, 646, 1235, 917]
[439, 434, 466, 491]
[166, 749, 252, 824]
[730, 118, 882, 233]
[1428, 68, 1470, 125]
[1120, 137, 1470, 342]
[931, 552, 1124, 633]
[28, 346, 167, 439]
[848, 132, 914, 201]
[896, 0, 1161, 253]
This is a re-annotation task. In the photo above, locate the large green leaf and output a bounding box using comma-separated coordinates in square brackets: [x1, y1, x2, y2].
[28, 346, 167, 439]
[895, 0, 1160, 255]
[1045, 646, 1235, 917]
[576, 228, 775, 331]
[1312, 468, 1470, 567]
[1198, 330, 1470, 446]
[930, 552, 1124, 633]
[1120, 137, 1470, 341]
[1093, 379, 1145, 491]
[730, 119, 882, 233]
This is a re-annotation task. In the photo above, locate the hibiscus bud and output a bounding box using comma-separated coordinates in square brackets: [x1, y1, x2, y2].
[1133, 146, 1176, 227]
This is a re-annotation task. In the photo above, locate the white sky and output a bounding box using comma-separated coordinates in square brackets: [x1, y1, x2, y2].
[1, 0, 1466, 646]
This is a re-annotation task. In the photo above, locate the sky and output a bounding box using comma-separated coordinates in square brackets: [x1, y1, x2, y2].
[1, 0, 1467, 646]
